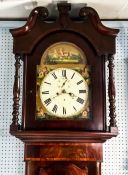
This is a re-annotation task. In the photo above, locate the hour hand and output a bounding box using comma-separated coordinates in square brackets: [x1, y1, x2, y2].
[61, 79, 67, 88]
[51, 92, 60, 99]
[68, 92, 77, 98]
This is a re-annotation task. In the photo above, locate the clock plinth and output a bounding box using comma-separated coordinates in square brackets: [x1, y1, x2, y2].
[10, 3, 119, 175]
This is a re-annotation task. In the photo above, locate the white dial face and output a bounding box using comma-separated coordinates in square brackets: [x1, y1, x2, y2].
[40, 68, 88, 118]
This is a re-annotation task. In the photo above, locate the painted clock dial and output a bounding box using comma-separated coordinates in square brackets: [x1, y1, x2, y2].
[40, 68, 88, 118]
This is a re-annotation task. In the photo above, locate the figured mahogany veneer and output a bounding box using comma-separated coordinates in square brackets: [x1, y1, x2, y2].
[25, 143, 102, 161]
[39, 163, 88, 175]
[26, 161, 99, 175]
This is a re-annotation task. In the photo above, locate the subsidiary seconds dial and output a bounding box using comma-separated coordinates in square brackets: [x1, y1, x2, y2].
[40, 68, 88, 118]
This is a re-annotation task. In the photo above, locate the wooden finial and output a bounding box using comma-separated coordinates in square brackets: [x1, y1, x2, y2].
[57, 2, 71, 28]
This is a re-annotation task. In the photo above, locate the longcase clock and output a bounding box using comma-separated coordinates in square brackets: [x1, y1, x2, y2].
[10, 3, 119, 175]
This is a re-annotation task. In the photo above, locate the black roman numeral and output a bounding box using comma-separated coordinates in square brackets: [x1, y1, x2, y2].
[52, 72, 57, 79]
[76, 97, 84, 104]
[71, 72, 75, 79]
[52, 105, 58, 113]
[63, 107, 66, 115]
[44, 82, 51, 85]
[79, 90, 86, 93]
[44, 98, 51, 106]
[42, 91, 49, 94]
[62, 70, 66, 78]
[73, 106, 77, 111]
[77, 80, 83, 85]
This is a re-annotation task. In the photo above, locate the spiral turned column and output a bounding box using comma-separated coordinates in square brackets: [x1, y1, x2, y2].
[108, 54, 118, 132]
[10, 54, 21, 131]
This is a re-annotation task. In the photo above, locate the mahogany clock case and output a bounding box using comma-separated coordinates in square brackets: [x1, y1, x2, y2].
[10, 3, 119, 133]
[22, 30, 105, 131]
[9, 3, 119, 175]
